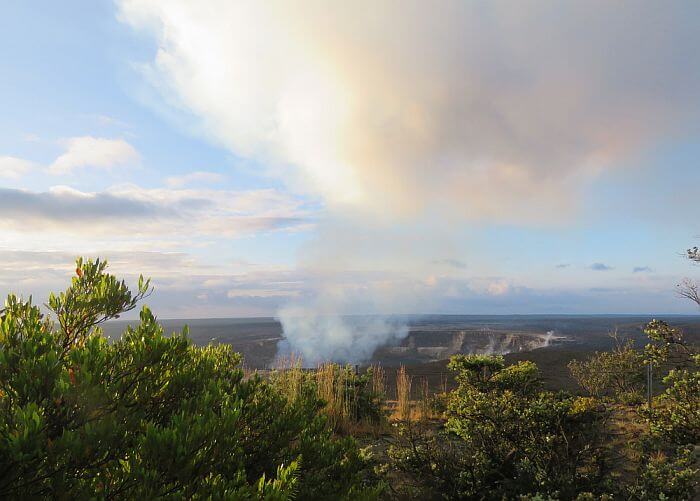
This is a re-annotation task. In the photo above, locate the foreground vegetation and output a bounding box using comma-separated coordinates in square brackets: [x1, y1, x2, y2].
[0, 259, 380, 499]
[0, 259, 698, 499]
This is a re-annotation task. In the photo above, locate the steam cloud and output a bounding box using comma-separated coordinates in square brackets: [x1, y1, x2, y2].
[276, 307, 408, 365]
[119, 1, 700, 221]
[119, 1, 700, 362]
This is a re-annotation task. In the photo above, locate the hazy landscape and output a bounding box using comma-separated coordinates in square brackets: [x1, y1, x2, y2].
[2, 1, 699, 498]
[104, 314, 700, 391]
[103, 315, 700, 365]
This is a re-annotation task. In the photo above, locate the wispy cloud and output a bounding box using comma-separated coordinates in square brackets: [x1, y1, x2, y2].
[0, 248, 309, 318]
[226, 288, 300, 299]
[590, 263, 613, 271]
[0, 185, 309, 238]
[48, 136, 139, 175]
[432, 258, 467, 269]
[22, 134, 40, 143]
[633, 266, 652, 273]
[487, 280, 511, 296]
[165, 171, 225, 188]
[0, 186, 159, 223]
[0, 156, 37, 179]
[93, 114, 132, 129]
[555, 263, 570, 269]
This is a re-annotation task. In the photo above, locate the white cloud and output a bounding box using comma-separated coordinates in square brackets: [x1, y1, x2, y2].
[0, 184, 308, 238]
[49, 136, 139, 175]
[0, 156, 37, 179]
[119, 0, 700, 223]
[0, 247, 694, 320]
[93, 114, 131, 129]
[227, 288, 299, 298]
[487, 280, 511, 296]
[0, 246, 307, 318]
[165, 171, 225, 188]
[110, 1, 700, 324]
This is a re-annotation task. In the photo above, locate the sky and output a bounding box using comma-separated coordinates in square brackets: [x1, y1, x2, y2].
[1, 1, 700, 318]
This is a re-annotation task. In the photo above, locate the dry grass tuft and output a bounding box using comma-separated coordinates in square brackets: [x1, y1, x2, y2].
[419, 377, 432, 421]
[316, 362, 350, 430]
[371, 364, 386, 400]
[396, 365, 412, 421]
[271, 353, 304, 403]
[269, 359, 391, 433]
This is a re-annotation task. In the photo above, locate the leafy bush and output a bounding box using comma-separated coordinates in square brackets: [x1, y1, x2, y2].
[640, 320, 698, 456]
[643, 319, 689, 365]
[568, 336, 645, 400]
[627, 447, 698, 500]
[566, 319, 700, 499]
[390, 354, 610, 499]
[0, 259, 381, 499]
[642, 355, 700, 445]
[387, 419, 475, 499]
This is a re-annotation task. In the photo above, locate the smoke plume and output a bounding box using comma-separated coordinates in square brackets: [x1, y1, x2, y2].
[276, 306, 408, 365]
[119, 1, 700, 361]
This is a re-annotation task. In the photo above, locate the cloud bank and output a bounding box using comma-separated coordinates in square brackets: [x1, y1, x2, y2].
[0, 185, 308, 238]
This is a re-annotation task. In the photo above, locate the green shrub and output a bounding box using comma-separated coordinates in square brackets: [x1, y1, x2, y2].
[625, 320, 699, 499]
[568, 336, 645, 400]
[642, 357, 700, 446]
[0, 258, 381, 499]
[627, 447, 698, 500]
[390, 354, 610, 499]
[387, 419, 475, 499]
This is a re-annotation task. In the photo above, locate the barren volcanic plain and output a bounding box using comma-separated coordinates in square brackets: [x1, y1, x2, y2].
[103, 315, 700, 392]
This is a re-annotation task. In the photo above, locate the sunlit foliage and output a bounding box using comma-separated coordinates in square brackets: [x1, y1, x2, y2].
[390, 354, 609, 499]
[0, 259, 380, 499]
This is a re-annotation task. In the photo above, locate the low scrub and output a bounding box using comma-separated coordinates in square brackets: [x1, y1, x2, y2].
[390, 355, 611, 499]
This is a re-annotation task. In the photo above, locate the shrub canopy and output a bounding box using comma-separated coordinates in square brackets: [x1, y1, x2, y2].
[0, 259, 379, 499]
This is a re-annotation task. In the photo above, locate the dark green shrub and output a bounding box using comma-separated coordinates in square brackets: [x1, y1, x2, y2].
[642, 356, 700, 445]
[568, 336, 645, 400]
[387, 419, 475, 499]
[0, 259, 381, 499]
[390, 354, 610, 499]
[627, 447, 698, 500]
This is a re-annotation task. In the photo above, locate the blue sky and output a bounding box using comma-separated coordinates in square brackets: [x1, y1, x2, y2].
[1, 1, 699, 317]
